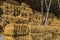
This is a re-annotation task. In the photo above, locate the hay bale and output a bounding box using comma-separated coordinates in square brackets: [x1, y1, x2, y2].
[14, 24, 29, 35]
[3, 2, 14, 15]
[4, 23, 15, 35]
[4, 36, 14, 40]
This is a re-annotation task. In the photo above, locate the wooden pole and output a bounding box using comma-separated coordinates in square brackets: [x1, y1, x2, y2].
[44, 0, 52, 25]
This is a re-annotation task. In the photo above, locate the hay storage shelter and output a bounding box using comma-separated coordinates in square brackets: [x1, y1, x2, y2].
[0, 0, 60, 40]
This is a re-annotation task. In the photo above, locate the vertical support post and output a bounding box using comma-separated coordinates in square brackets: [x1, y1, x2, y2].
[58, 0, 60, 14]
[44, 0, 52, 25]
[41, 0, 44, 25]
[58, 0, 60, 9]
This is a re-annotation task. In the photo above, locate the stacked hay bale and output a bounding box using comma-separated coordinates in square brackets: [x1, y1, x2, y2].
[2, 2, 19, 40]
[2, 1, 60, 40]
[1, 14, 15, 23]
[19, 4, 44, 40]
[43, 13, 54, 25]
[43, 13, 60, 40]
[4, 23, 15, 40]
[19, 3, 33, 23]
[30, 25, 44, 40]
[4, 23, 30, 40]
[14, 3, 42, 40]
[44, 13, 60, 26]
[3, 2, 44, 40]
[45, 12, 60, 26]
[3, 2, 14, 15]
[31, 11, 43, 25]
[14, 24, 30, 40]
[50, 17, 60, 26]
[44, 26, 60, 40]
